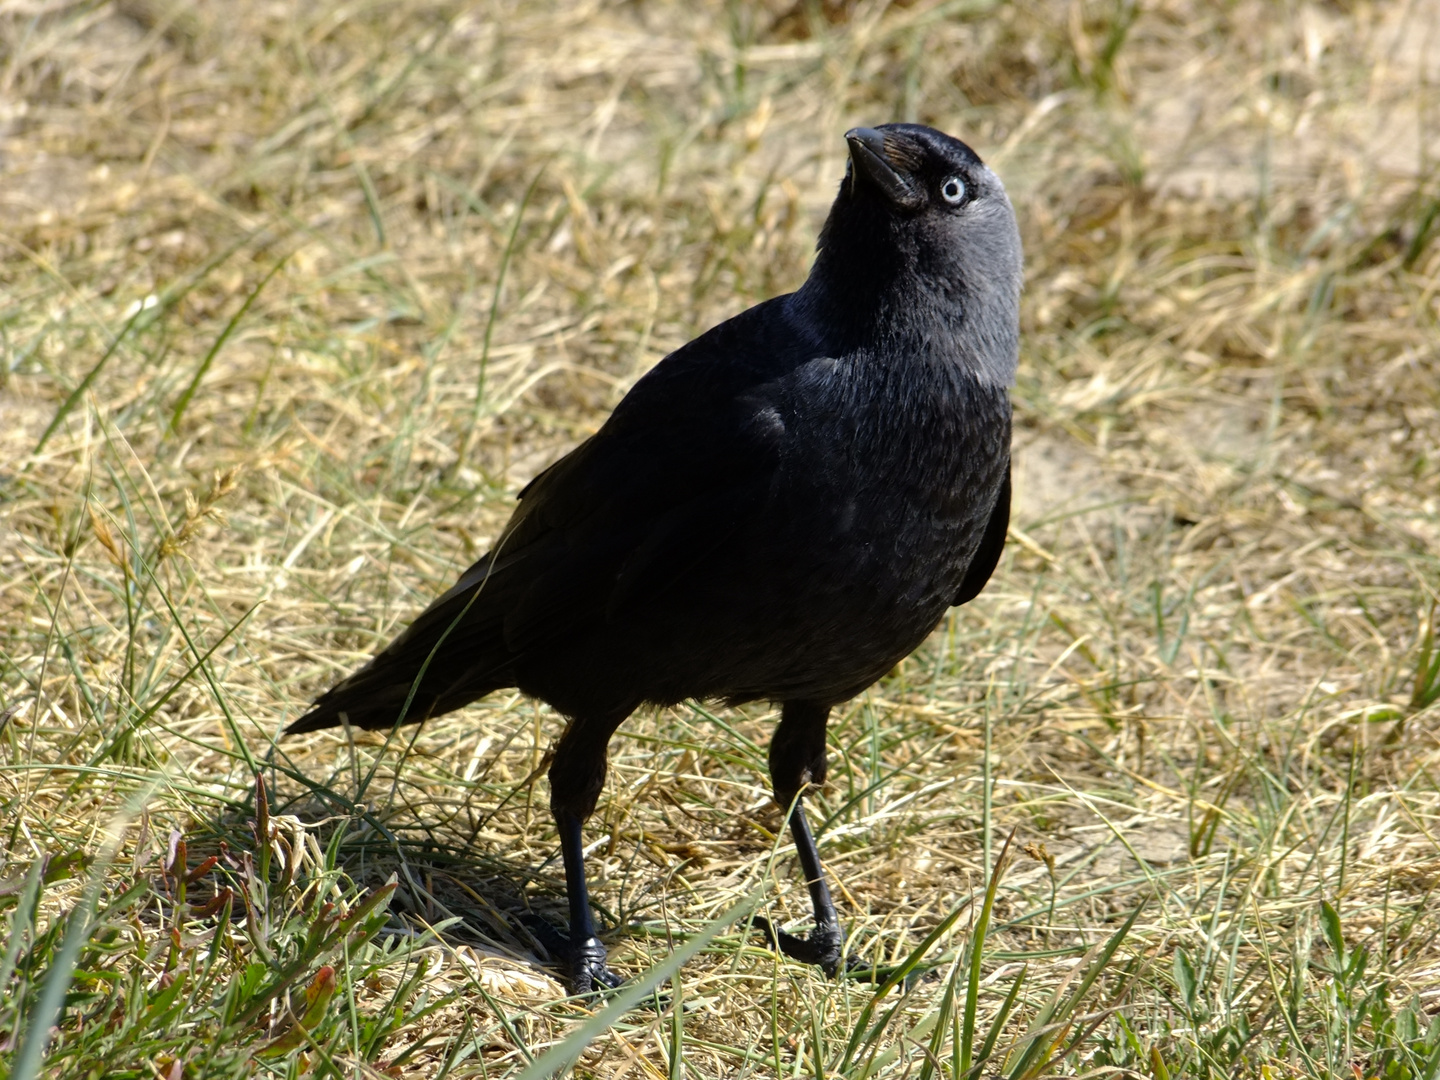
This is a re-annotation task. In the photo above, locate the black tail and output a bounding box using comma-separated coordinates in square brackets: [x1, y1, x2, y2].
[288, 568, 514, 735]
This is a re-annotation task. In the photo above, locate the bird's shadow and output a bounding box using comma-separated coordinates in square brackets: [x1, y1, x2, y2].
[237, 731, 907, 996]
[215, 754, 602, 992]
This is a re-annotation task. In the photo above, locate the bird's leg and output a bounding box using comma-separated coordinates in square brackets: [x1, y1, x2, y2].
[541, 712, 628, 994]
[759, 700, 844, 975]
[552, 807, 618, 992]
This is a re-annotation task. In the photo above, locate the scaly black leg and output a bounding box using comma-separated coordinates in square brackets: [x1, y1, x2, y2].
[553, 809, 621, 992]
[540, 711, 629, 994]
[758, 700, 844, 975]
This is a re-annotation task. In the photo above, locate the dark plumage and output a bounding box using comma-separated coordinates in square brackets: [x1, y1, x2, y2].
[291, 123, 1023, 992]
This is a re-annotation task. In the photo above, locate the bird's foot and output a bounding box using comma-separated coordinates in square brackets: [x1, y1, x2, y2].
[754, 916, 844, 977]
[563, 934, 623, 994]
[524, 916, 623, 995]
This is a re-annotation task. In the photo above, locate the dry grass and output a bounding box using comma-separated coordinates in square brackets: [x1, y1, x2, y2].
[3, 0, 1440, 1076]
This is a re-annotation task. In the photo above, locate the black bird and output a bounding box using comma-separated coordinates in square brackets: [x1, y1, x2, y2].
[290, 124, 1022, 993]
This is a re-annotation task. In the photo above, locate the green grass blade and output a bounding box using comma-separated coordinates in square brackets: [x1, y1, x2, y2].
[838, 884, 986, 1076]
[9, 785, 154, 1080]
[960, 827, 1018, 1078]
[169, 254, 289, 433]
[511, 890, 759, 1080]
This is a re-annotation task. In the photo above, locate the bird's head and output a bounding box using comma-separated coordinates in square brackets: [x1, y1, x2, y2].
[801, 123, 1022, 386]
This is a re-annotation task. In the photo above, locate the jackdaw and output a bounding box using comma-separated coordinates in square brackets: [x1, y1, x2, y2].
[290, 123, 1022, 993]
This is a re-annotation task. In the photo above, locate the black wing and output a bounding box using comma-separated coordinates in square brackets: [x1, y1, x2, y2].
[952, 464, 1009, 607]
[289, 299, 801, 733]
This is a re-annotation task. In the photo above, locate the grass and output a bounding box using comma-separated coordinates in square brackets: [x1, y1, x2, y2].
[2, 0, 1439, 1076]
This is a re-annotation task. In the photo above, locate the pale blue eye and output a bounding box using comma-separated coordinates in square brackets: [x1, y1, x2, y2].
[940, 177, 966, 204]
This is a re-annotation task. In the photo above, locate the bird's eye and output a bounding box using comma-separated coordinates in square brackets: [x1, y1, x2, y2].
[940, 176, 967, 205]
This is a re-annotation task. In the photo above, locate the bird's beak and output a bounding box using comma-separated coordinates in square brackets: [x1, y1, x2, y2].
[845, 127, 924, 210]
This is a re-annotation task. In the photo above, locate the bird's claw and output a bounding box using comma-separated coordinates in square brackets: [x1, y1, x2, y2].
[566, 934, 623, 994]
[524, 917, 622, 994]
[754, 916, 844, 977]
